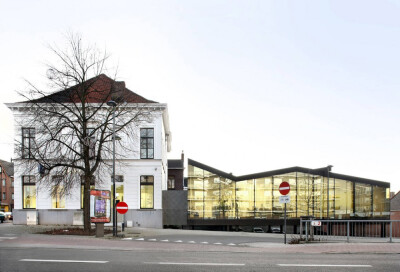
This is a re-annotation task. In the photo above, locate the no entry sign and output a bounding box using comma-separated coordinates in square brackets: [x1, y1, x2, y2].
[116, 201, 128, 214]
[279, 182, 290, 195]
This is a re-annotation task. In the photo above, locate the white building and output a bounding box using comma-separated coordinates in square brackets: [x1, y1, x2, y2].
[6, 74, 171, 228]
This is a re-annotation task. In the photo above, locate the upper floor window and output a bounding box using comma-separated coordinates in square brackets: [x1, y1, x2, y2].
[140, 128, 154, 159]
[2, 179, 5, 186]
[82, 128, 96, 159]
[168, 176, 175, 190]
[2, 192, 5, 200]
[22, 128, 35, 159]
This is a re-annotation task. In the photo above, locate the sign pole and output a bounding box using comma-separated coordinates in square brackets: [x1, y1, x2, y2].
[284, 203, 287, 244]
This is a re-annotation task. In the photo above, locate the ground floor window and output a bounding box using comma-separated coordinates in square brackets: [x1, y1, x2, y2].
[81, 176, 95, 209]
[112, 175, 124, 204]
[52, 176, 65, 209]
[23, 176, 36, 209]
[140, 176, 154, 209]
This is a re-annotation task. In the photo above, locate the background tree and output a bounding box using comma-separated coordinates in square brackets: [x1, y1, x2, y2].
[16, 33, 156, 233]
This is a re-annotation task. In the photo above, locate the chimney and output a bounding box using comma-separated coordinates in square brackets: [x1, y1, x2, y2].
[181, 150, 184, 162]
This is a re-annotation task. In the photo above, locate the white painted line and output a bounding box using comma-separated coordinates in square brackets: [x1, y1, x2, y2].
[144, 262, 245, 266]
[227, 243, 236, 246]
[0, 237, 16, 239]
[213, 242, 222, 245]
[135, 238, 144, 241]
[278, 264, 372, 267]
[201, 241, 209, 244]
[116, 207, 128, 210]
[122, 238, 132, 241]
[20, 259, 108, 264]
[148, 239, 157, 241]
[161, 239, 169, 242]
[188, 241, 196, 243]
[279, 187, 290, 190]
[174, 240, 183, 243]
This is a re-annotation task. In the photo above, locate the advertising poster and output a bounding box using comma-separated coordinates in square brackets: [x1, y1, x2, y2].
[90, 190, 111, 223]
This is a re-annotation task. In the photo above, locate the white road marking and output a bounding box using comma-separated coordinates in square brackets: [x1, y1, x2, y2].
[201, 241, 209, 244]
[161, 239, 169, 242]
[148, 239, 157, 241]
[213, 242, 222, 245]
[227, 243, 236, 246]
[144, 262, 245, 266]
[135, 238, 144, 241]
[20, 259, 108, 263]
[188, 241, 196, 243]
[174, 240, 183, 243]
[122, 238, 132, 241]
[0, 237, 16, 239]
[278, 264, 372, 267]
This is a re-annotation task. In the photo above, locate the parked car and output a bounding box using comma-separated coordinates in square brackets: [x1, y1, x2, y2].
[270, 226, 281, 233]
[5, 212, 12, 220]
[0, 212, 5, 223]
[253, 227, 264, 233]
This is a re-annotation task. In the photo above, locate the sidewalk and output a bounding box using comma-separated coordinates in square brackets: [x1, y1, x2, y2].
[1, 223, 400, 254]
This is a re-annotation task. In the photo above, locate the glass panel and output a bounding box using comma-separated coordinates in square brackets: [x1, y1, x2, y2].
[236, 179, 254, 219]
[188, 165, 204, 219]
[355, 183, 372, 217]
[255, 177, 272, 219]
[148, 138, 154, 148]
[147, 128, 154, 137]
[140, 149, 147, 158]
[297, 172, 313, 217]
[273, 173, 296, 218]
[373, 185, 389, 217]
[220, 177, 235, 219]
[203, 171, 220, 219]
[147, 149, 154, 159]
[140, 139, 147, 148]
[334, 179, 353, 219]
[140, 185, 153, 208]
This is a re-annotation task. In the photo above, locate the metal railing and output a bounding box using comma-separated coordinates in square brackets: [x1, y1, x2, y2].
[300, 219, 400, 243]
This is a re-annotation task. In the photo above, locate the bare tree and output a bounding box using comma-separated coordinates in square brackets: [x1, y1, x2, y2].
[15, 33, 156, 232]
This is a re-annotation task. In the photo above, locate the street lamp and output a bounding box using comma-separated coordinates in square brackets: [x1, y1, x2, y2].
[107, 100, 117, 236]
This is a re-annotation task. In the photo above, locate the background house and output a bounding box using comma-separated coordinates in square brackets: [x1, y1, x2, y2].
[0, 160, 14, 212]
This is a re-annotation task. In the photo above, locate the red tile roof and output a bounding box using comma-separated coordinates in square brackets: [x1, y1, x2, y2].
[25, 74, 157, 104]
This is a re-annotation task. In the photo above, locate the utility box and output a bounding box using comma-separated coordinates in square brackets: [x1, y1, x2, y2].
[26, 211, 38, 225]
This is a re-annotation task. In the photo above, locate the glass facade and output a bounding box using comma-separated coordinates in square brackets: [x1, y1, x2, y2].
[188, 163, 390, 220]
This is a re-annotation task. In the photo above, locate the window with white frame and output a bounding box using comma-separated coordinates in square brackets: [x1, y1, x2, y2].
[23, 176, 36, 209]
[140, 128, 154, 159]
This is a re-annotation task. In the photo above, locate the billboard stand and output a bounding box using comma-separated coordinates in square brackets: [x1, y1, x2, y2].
[95, 223, 105, 237]
[90, 190, 111, 238]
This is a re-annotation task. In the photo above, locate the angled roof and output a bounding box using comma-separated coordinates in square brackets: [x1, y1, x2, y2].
[24, 74, 157, 104]
[188, 159, 389, 187]
[0, 160, 14, 177]
[168, 159, 184, 169]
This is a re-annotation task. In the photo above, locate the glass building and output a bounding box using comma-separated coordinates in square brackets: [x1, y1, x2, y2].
[188, 159, 390, 230]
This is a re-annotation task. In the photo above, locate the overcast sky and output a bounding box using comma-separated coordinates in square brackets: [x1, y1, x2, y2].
[1, 0, 400, 191]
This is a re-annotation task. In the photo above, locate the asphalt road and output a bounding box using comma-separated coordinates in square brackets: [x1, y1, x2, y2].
[1, 247, 399, 272]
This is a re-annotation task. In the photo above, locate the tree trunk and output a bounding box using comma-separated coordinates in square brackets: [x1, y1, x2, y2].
[83, 175, 92, 233]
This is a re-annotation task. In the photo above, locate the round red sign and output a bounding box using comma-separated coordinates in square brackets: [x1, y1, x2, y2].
[279, 182, 290, 195]
[116, 201, 128, 214]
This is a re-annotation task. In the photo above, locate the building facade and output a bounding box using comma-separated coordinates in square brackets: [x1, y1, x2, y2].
[6, 75, 171, 227]
[187, 159, 390, 232]
[0, 160, 14, 212]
